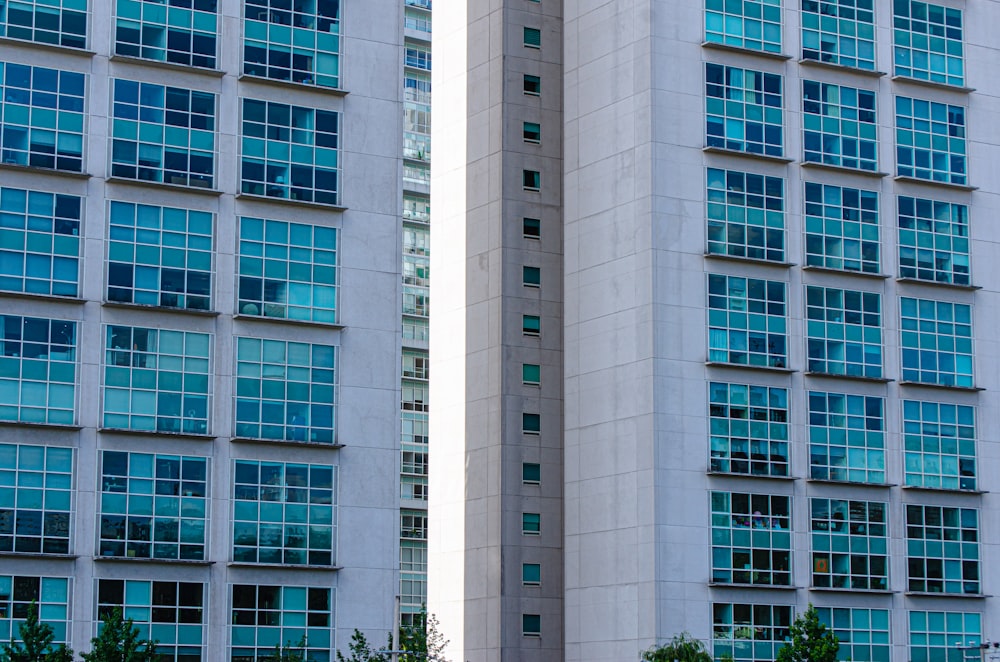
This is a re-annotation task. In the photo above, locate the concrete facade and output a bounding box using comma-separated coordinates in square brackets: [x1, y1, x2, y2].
[434, 0, 1000, 660]
[0, 0, 406, 658]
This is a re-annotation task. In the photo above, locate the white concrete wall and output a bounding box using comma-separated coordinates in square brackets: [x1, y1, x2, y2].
[0, 0, 404, 654]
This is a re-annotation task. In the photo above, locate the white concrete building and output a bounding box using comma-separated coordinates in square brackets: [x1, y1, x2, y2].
[431, 1, 1000, 660]
[0, 0, 407, 658]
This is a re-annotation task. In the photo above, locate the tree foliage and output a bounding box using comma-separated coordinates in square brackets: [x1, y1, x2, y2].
[775, 604, 839, 662]
[335, 630, 384, 662]
[80, 608, 158, 662]
[641, 632, 712, 662]
[398, 610, 449, 662]
[1, 602, 73, 662]
[264, 638, 313, 662]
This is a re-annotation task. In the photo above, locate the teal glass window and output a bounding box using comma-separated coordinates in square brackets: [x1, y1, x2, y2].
[0, 444, 72, 555]
[107, 202, 213, 311]
[706, 168, 784, 262]
[898, 196, 969, 285]
[893, 0, 964, 87]
[808, 391, 884, 483]
[523, 266, 540, 287]
[400, 573, 426, 618]
[522, 563, 540, 585]
[705, 0, 781, 54]
[403, 194, 430, 226]
[896, 97, 966, 185]
[522, 169, 540, 190]
[804, 182, 880, 274]
[0, 315, 76, 425]
[234, 337, 336, 443]
[900, 298, 973, 387]
[712, 603, 791, 662]
[400, 446, 427, 503]
[522, 512, 540, 535]
[522, 363, 540, 385]
[231, 585, 333, 662]
[237, 217, 337, 324]
[102, 325, 211, 433]
[523, 26, 540, 47]
[233, 460, 337, 566]
[522, 314, 540, 336]
[403, 6, 430, 36]
[810, 498, 887, 590]
[523, 121, 540, 143]
[98, 451, 207, 560]
[708, 382, 788, 477]
[110, 80, 216, 188]
[706, 64, 783, 157]
[402, 382, 427, 416]
[710, 492, 790, 586]
[522, 614, 540, 637]
[403, 286, 429, 320]
[405, 43, 430, 70]
[401, 510, 427, 540]
[522, 413, 540, 434]
[909, 611, 980, 662]
[0, 187, 80, 297]
[523, 217, 540, 238]
[404, 72, 430, 161]
[0, 0, 86, 48]
[805, 286, 882, 378]
[803, 80, 877, 171]
[243, 0, 340, 88]
[0, 63, 84, 172]
[523, 74, 540, 95]
[0, 576, 70, 644]
[240, 99, 339, 205]
[801, 0, 875, 70]
[522, 462, 540, 484]
[115, 0, 218, 69]
[815, 608, 890, 662]
[906, 505, 979, 594]
[707, 274, 787, 368]
[903, 400, 976, 491]
[97, 579, 203, 662]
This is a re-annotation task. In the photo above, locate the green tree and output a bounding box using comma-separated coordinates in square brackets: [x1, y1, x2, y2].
[398, 610, 449, 662]
[335, 630, 383, 662]
[641, 632, 712, 662]
[775, 604, 839, 662]
[263, 637, 314, 662]
[1, 602, 73, 662]
[80, 608, 158, 662]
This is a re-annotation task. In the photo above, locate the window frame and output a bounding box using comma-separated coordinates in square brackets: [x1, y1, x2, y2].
[0, 444, 74, 555]
[705, 167, 785, 263]
[802, 79, 879, 172]
[236, 216, 339, 324]
[810, 497, 888, 591]
[101, 324, 212, 434]
[113, 0, 219, 70]
[239, 97, 341, 206]
[97, 450, 209, 561]
[800, 0, 877, 71]
[897, 195, 970, 286]
[231, 459, 338, 567]
[803, 181, 881, 274]
[108, 79, 217, 188]
[0, 187, 82, 298]
[808, 390, 885, 484]
[708, 381, 789, 478]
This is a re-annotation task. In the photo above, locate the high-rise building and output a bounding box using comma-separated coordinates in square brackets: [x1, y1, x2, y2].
[400, 0, 432, 630]
[0, 0, 406, 658]
[431, 1, 1000, 661]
